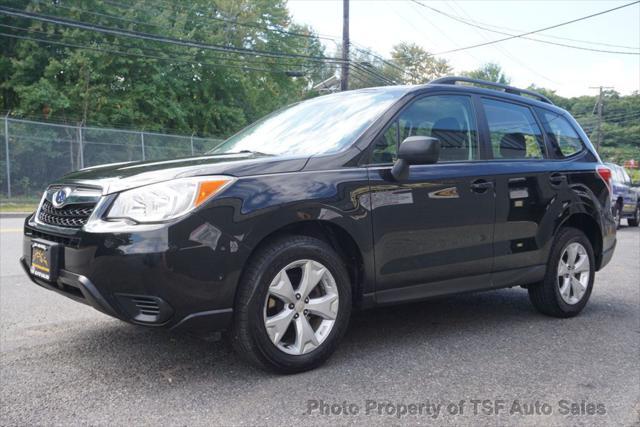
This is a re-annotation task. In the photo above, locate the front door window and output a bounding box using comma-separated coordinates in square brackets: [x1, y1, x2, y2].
[371, 95, 479, 163]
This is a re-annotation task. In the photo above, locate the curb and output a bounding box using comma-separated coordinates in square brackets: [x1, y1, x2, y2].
[0, 212, 31, 218]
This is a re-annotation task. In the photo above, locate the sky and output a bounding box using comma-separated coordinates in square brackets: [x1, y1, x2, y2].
[287, 0, 640, 97]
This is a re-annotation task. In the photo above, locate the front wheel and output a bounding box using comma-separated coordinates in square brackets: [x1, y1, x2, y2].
[528, 227, 595, 318]
[231, 235, 352, 373]
[628, 205, 639, 227]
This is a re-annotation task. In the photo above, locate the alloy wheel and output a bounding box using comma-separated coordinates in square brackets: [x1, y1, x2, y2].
[263, 259, 339, 355]
[557, 242, 591, 305]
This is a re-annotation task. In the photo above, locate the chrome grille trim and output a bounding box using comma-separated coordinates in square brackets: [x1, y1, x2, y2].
[37, 200, 94, 228]
[35, 184, 102, 230]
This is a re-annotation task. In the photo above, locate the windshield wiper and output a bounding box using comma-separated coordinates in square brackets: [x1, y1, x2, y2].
[228, 150, 272, 156]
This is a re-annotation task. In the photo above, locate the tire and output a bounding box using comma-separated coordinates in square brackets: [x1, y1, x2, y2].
[628, 205, 639, 227]
[612, 204, 622, 229]
[231, 235, 352, 374]
[528, 227, 595, 318]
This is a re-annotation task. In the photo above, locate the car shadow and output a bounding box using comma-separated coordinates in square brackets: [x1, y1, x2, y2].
[55, 284, 622, 384]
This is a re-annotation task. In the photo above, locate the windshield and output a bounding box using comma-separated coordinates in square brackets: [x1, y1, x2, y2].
[209, 88, 406, 156]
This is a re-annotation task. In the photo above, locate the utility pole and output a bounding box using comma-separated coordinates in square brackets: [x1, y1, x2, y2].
[340, 0, 349, 91]
[589, 86, 613, 153]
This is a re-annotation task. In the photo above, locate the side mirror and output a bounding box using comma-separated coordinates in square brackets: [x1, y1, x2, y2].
[391, 136, 440, 180]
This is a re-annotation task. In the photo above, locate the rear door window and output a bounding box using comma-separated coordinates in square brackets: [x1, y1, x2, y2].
[481, 98, 546, 160]
[536, 110, 585, 158]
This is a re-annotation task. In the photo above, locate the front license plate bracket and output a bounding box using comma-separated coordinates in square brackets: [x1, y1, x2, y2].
[30, 239, 61, 283]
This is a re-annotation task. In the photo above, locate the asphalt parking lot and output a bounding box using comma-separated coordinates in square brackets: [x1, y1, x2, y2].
[1, 216, 638, 426]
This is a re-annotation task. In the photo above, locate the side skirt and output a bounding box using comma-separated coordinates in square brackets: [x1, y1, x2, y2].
[373, 265, 546, 306]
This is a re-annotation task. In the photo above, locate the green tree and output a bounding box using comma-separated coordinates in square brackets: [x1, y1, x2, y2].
[528, 86, 639, 163]
[0, 0, 332, 195]
[1, 0, 328, 135]
[388, 42, 452, 85]
[462, 63, 510, 84]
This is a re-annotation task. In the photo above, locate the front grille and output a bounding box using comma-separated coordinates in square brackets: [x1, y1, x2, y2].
[38, 199, 95, 228]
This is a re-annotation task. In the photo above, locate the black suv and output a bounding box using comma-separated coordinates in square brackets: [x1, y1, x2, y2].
[21, 77, 616, 373]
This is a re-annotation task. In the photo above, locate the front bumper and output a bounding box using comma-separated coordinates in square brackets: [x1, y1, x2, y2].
[21, 214, 243, 332]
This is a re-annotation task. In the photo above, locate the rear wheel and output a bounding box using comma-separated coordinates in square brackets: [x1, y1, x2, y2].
[528, 227, 595, 318]
[628, 205, 639, 227]
[231, 235, 352, 373]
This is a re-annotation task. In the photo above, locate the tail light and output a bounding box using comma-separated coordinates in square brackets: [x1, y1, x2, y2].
[597, 166, 612, 191]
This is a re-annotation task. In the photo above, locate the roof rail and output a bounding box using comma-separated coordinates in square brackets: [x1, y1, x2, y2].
[430, 76, 554, 105]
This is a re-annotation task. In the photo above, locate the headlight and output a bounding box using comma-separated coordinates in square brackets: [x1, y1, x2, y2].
[106, 176, 235, 223]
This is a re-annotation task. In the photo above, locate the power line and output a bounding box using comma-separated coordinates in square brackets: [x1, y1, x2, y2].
[101, 0, 388, 62]
[40, 0, 166, 32]
[581, 115, 640, 132]
[0, 23, 326, 71]
[0, 6, 349, 64]
[409, 1, 640, 56]
[424, 3, 639, 51]
[1, 5, 399, 85]
[44, 0, 339, 55]
[102, 0, 342, 45]
[581, 111, 640, 122]
[403, 2, 483, 64]
[349, 42, 408, 75]
[446, 0, 560, 85]
[38, 0, 404, 83]
[576, 111, 640, 123]
[350, 61, 396, 85]
[0, 32, 322, 75]
[97, 0, 406, 79]
[348, 65, 387, 86]
[577, 109, 640, 119]
[0, 29, 393, 86]
[0, 4, 401, 87]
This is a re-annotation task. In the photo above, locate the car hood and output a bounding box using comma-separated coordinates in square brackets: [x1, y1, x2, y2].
[55, 152, 309, 194]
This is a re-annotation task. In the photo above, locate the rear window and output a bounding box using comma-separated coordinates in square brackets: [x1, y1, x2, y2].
[537, 110, 584, 158]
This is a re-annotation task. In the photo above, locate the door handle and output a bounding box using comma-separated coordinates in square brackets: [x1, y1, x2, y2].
[470, 179, 494, 193]
[550, 173, 567, 186]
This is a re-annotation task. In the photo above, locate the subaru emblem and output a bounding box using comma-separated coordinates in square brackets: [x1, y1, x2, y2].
[52, 187, 72, 208]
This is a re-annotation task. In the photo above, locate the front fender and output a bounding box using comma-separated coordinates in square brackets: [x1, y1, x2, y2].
[195, 169, 375, 296]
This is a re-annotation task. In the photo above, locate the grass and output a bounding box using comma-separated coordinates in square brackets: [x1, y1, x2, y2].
[0, 198, 39, 213]
[626, 168, 640, 184]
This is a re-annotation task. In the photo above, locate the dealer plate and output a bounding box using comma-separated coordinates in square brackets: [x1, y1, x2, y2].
[30, 239, 61, 282]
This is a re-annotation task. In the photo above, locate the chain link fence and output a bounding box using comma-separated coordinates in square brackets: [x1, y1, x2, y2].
[0, 117, 223, 200]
